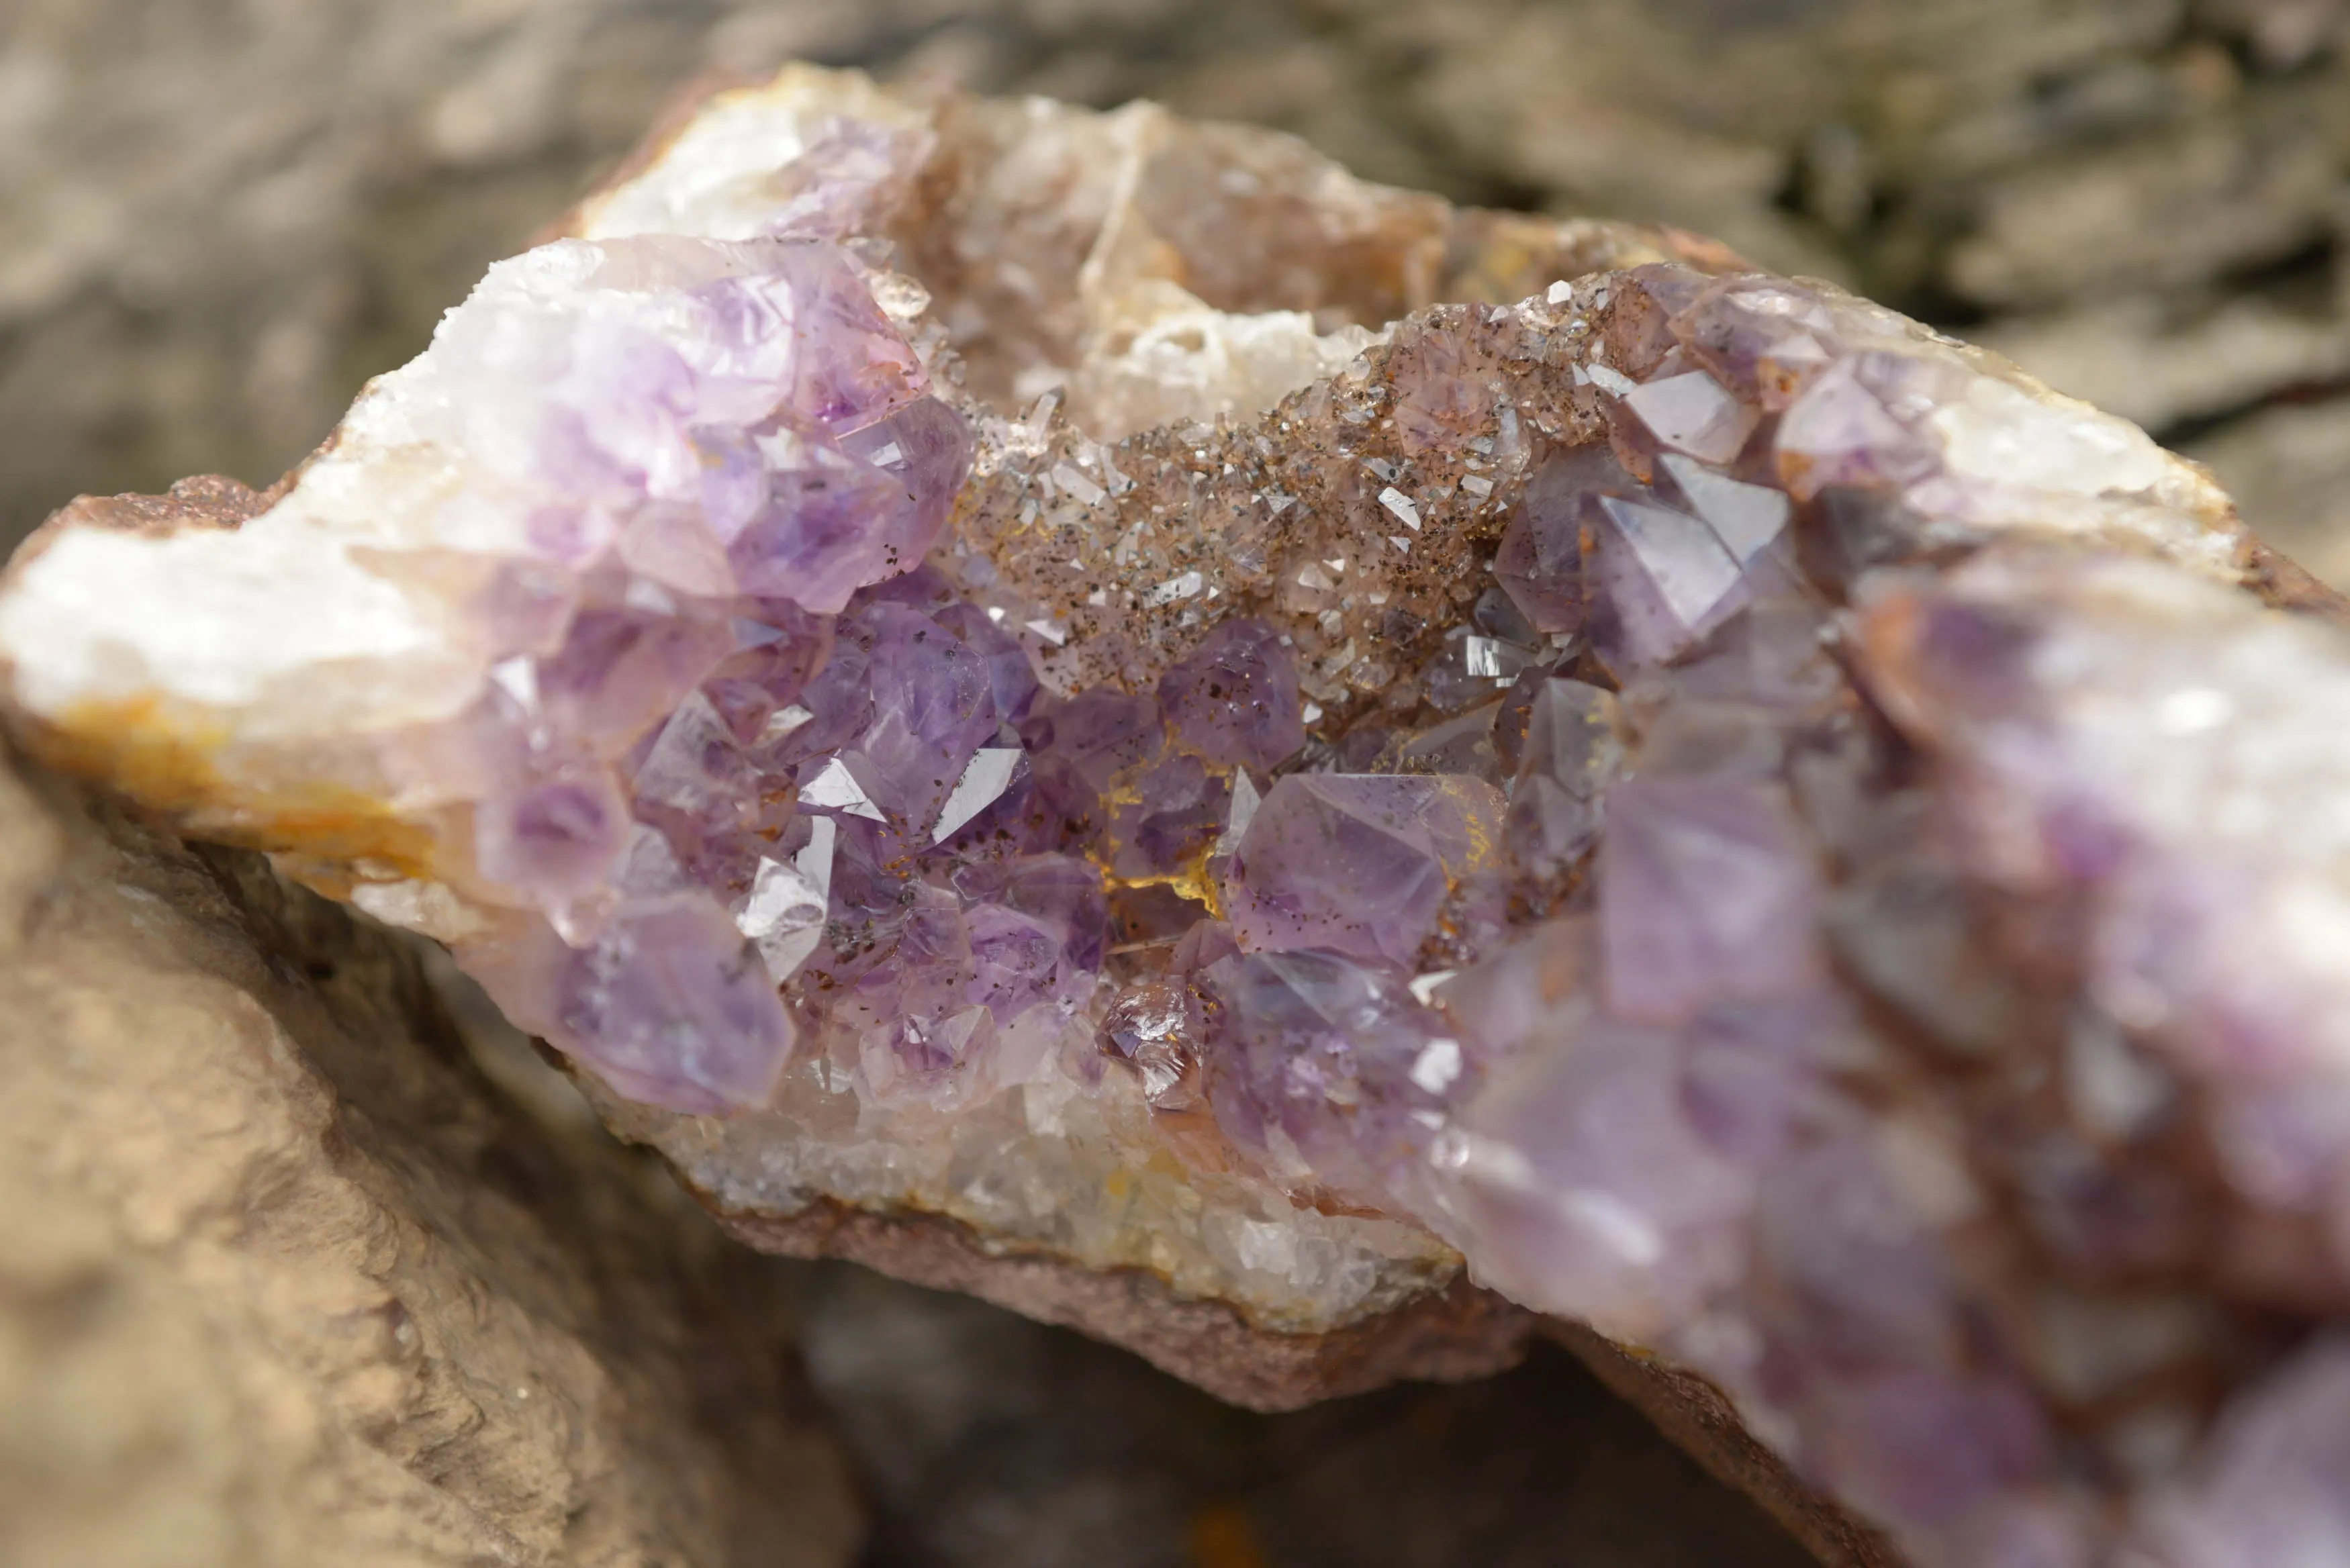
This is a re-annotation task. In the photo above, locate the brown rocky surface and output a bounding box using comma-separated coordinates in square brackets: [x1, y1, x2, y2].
[0, 743, 862, 1568]
[717, 1203, 1537, 1415]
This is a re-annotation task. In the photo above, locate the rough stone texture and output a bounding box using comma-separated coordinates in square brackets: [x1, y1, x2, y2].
[3, 0, 2347, 574]
[2186, 397, 2350, 587]
[1548, 1321, 1903, 1568]
[720, 1202, 1535, 1413]
[793, 1264, 1822, 1568]
[0, 744, 861, 1568]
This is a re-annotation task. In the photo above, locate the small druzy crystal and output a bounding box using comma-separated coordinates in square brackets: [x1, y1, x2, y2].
[7, 60, 2348, 1568]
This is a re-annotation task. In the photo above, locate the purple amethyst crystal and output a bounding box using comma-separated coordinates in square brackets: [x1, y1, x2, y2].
[371, 230, 984, 1113]
[1598, 777, 1822, 1025]
[1156, 618, 1305, 772]
[1492, 444, 1634, 636]
[1203, 947, 1464, 1210]
[553, 899, 797, 1112]
[1503, 679, 1622, 881]
[1777, 358, 1940, 500]
[1225, 774, 1505, 967]
[475, 774, 630, 901]
[1585, 493, 1749, 670]
[1624, 370, 1759, 466]
[1109, 752, 1230, 882]
[10, 75, 2339, 1568]
[1438, 1001, 1758, 1339]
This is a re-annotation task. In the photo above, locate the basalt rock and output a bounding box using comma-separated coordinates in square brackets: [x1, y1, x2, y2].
[6, 63, 2350, 1568]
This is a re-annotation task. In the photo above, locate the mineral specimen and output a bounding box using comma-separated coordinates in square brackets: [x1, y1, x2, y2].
[5, 61, 2348, 1568]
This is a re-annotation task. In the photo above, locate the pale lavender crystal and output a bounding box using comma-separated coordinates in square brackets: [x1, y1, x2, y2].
[1226, 774, 1505, 967]
[1039, 687, 1164, 791]
[1605, 263, 1714, 379]
[387, 229, 987, 1114]
[1747, 1136, 2059, 1531]
[741, 115, 931, 242]
[441, 237, 925, 533]
[1673, 275, 1846, 407]
[1558, 399, 1809, 676]
[1624, 370, 1760, 465]
[1675, 995, 1842, 1169]
[2153, 1340, 2350, 1568]
[1437, 1006, 1756, 1339]
[933, 597, 1041, 728]
[538, 602, 737, 752]
[765, 629, 873, 765]
[552, 897, 796, 1113]
[1503, 679, 1622, 881]
[931, 746, 1031, 846]
[1668, 597, 1840, 716]
[1492, 445, 1635, 635]
[475, 773, 629, 903]
[1585, 493, 1748, 671]
[1598, 777, 1822, 1024]
[702, 599, 833, 738]
[840, 599, 1000, 828]
[1425, 918, 1588, 1068]
[757, 240, 930, 434]
[1156, 617, 1305, 772]
[1776, 358, 1939, 500]
[1203, 948, 1461, 1210]
[1109, 753, 1229, 880]
[849, 883, 988, 1092]
[634, 690, 761, 824]
[721, 438, 927, 612]
[1657, 454, 1790, 563]
[966, 902, 1079, 1024]
[725, 401, 972, 614]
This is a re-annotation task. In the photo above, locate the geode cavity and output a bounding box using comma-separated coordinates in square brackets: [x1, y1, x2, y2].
[6, 62, 2349, 1568]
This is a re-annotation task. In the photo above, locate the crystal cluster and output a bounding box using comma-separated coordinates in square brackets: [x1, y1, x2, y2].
[7, 62, 2350, 1568]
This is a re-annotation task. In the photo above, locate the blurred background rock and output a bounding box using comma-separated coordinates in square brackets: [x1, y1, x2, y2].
[5, 4, 2348, 1563]
[5, 0, 2349, 577]
[6, 0, 2350, 577]
[790, 1267, 1816, 1568]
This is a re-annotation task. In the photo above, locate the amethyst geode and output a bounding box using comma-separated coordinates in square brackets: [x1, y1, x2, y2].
[6, 63, 2349, 1568]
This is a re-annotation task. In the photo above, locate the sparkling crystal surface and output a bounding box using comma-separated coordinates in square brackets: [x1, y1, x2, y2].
[1, 61, 2333, 1568]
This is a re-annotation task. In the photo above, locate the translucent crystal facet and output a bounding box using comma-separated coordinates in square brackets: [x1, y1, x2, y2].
[1227, 775, 1505, 967]
[2, 62, 2318, 1568]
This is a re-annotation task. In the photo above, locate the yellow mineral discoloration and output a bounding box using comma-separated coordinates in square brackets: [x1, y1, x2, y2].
[1436, 774, 1503, 871]
[1106, 855, 1225, 918]
[19, 695, 437, 877]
